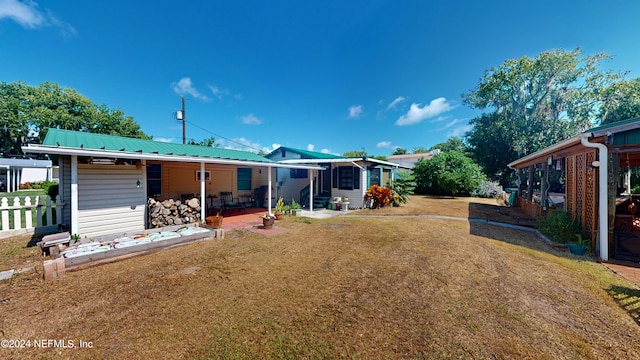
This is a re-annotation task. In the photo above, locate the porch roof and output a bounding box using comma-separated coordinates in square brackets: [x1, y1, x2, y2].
[23, 129, 321, 169]
[508, 117, 640, 169]
[277, 157, 409, 168]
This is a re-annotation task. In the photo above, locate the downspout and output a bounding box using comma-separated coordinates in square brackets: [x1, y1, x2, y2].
[580, 133, 608, 262]
[200, 162, 206, 221]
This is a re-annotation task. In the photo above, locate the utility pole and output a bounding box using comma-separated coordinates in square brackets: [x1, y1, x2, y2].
[181, 97, 186, 144]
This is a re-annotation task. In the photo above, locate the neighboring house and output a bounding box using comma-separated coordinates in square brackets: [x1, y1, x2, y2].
[508, 117, 640, 262]
[266, 146, 407, 209]
[22, 129, 319, 238]
[0, 157, 57, 193]
[387, 150, 438, 169]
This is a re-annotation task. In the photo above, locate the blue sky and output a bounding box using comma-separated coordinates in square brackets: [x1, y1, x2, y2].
[1, 1, 640, 156]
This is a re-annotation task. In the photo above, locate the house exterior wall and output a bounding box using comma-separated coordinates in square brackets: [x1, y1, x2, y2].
[77, 164, 146, 238]
[60, 156, 72, 229]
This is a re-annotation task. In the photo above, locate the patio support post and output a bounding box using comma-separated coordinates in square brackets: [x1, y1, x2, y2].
[309, 170, 314, 212]
[540, 161, 549, 210]
[6, 166, 11, 192]
[581, 133, 608, 262]
[527, 166, 534, 201]
[71, 155, 79, 235]
[267, 166, 273, 215]
[516, 169, 524, 197]
[200, 162, 205, 221]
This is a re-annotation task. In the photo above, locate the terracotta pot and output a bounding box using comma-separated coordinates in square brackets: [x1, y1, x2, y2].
[275, 212, 284, 220]
[262, 217, 275, 229]
[205, 216, 223, 229]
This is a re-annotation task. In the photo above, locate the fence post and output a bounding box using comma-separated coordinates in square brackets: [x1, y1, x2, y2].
[1, 197, 8, 230]
[13, 197, 21, 230]
[45, 196, 53, 226]
[55, 195, 63, 226]
[25, 196, 33, 229]
[35, 196, 43, 227]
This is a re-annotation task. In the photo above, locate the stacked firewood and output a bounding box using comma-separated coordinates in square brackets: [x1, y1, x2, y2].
[148, 197, 202, 228]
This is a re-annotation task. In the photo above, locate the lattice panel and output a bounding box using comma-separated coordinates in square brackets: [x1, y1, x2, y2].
[575, 152, 585, 226]
[565, 155, 575, 216]
[584, 150, 597, 240]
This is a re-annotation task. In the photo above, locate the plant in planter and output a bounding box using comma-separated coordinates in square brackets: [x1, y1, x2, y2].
[205, 211, 224, 229]
[261, 213, 276, 229]
[274, 197, 285, 220]
[290, 198, 301, 216]
[568, 233, 590, 255]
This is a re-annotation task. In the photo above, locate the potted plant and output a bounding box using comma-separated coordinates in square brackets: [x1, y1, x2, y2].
[261, 213, 276, 229]
[567, 233, 589, 255]
[205, 211, 223, 229]
[290, 198, 301, 216]
[275, 197, 285, 220]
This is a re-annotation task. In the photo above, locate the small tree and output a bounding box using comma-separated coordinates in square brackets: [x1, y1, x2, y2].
[413, 151, 486, 197]
[388, 170, 416, 206]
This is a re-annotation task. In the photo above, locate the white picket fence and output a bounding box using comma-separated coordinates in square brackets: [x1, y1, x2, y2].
[0, 195, 65, 236]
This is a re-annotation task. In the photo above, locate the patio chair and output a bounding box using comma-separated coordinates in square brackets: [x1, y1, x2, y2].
[220, 192, 246, 215]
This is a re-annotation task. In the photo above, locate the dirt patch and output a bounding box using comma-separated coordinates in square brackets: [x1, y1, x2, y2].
[0, 196, 639, 359]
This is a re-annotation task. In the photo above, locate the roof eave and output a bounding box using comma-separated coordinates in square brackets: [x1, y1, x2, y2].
[22, 144, 322, 169]
[507, 135, 582, 169]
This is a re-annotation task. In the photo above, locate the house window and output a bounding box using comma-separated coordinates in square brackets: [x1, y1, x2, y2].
[237, 168, 252, 191]
[290, 168, 308, 179]
[336, 166, 360, 190]
[281, 149, 286, 158]
[147, 163, 162, 196]
[369, 168, 381, 187]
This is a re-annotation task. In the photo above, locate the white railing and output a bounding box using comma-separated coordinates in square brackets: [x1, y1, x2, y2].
[0, 196, 65, 235]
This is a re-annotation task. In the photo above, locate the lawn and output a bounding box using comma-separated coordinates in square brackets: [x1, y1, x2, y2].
[1, 196, 640, 359]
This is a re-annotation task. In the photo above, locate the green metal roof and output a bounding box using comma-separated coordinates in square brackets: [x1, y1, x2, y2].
[270, 146, 346, 160]
[586, 116, 640, 135]
[41, 128, 273, 163]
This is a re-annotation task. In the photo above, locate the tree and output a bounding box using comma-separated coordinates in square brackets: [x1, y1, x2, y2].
[392, 147, 407, 155]
[463, 48, 620, 180]
[188, 136, 218, 147]
[429, 137, 469, 153]
[412, 147, 430, 154]
[413, 151, 486, 197]
[343, 150, 366, 157]
[0, 81, 149, 156]
[599, 77, 640, 125]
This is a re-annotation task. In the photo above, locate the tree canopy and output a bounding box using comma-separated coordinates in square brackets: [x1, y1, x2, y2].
[463, 48, 624, 180]
[429, 137, 469, 153]
[599, 77, 640, 125]
[0, 81, 149, 157]
[413, 150, 485, 197]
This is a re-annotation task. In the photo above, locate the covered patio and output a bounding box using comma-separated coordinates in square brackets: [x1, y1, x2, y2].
[508, 117, 640, 262]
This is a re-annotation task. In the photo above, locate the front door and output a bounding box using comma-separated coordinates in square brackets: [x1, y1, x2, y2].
[321, 164, 331, 196]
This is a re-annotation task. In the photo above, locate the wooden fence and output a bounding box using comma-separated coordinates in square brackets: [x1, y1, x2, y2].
[0, 195, 65, 238]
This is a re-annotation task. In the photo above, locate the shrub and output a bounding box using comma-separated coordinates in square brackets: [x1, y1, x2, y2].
[388, 170, 416, 206]
[365, 185, 394, 209]
[471, 180, 503, 198]
[536, 210, 582, 244]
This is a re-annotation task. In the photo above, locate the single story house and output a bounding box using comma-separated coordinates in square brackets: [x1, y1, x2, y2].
[0, 157, 57, 192]
[508, 117, 640, 262]
[22, 129, 320, 238]
[387, 151, 438, 169]
[265, 146, 408, 209]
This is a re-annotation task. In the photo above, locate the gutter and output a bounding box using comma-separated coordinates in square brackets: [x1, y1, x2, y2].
[580, 133, 609, 262]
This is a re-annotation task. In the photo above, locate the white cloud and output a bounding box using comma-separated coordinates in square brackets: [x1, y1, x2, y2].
[0, 0, 76, 35]
[439, 118, 465, 130]
[153, 137, 175, 143]
[387, 96, 406, 110]
[320, 148, 341, 156]
[448, 124, 473, 138]
[241, 113, 262, 125]
[217, 137, 266, 153]
[376, 141, 398, 149]
[348, 105, 363, 119]
[395, 97, 456, 126]
[170, 77, 209, 101]
[263, 143, 281, 154]
[208, 84, 230, 99]
[307, 144, 315, 151]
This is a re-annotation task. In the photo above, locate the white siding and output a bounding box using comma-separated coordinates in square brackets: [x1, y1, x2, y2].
[77, 164, 146, 238]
